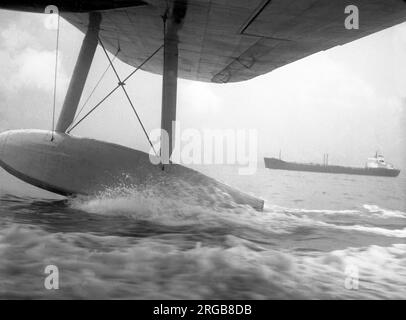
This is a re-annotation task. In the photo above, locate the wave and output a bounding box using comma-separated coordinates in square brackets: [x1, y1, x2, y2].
[0, 224, 405, 299]
[276, 205, 406, 238]
[320, 222, 406, 238]
[362, 204, 406, 219]
[66, 187, 406, 242]
[69, 188, 299, 235]
[284, 205, 406, 219]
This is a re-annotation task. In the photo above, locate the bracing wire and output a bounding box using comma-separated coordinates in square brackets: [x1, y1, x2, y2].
[67, 45, 163, 136]
[71, 49, 120, 126]
[97, 37, 160, 158]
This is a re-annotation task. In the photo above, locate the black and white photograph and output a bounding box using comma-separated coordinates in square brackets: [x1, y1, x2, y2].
[0, 0, 405, 304]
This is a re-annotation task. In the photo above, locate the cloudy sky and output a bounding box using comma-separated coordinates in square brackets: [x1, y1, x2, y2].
[0, 9, 405, 169]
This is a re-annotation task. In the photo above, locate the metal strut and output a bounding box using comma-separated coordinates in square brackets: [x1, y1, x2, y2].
[160, 14, 179, 163]
[56, 12, 101, 132]
[160, 1, 186, 164]
[51, 12, 61, 141]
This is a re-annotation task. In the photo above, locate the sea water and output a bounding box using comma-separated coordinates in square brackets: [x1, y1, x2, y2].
[0, 165, 405, 299]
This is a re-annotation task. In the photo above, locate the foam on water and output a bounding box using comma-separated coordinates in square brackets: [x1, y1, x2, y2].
[69, 187, 406, 239]
[285, 204, 406, 219]
[363, 204, 406, 219]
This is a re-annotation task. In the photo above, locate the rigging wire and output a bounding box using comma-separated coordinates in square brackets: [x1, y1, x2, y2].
[67, 44, 163, 135]
[97, 37, 160, 158]
[72, 58, 116, 124]
[51, 13, 61, 141]
[71, 48, 120, 126]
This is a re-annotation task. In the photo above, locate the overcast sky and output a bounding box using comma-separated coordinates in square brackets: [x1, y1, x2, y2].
[0, 10, 405, 169]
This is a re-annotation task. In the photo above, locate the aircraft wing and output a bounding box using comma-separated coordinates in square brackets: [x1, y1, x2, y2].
[2, 0, 406, 83]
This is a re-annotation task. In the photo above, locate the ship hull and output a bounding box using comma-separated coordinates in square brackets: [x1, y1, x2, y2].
[264, 158, 400, 177]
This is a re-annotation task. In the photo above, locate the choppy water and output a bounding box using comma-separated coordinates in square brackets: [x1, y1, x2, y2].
[0, 166, 405, 299]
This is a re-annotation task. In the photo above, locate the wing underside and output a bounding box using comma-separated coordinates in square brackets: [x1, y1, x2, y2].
[61, 0, 406, 83]
[3, 0, 406, 83]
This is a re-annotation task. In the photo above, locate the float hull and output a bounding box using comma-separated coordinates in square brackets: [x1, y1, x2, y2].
[0, 130, 264, 210]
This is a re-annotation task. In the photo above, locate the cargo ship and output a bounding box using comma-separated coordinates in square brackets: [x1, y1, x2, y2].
[264, 153, 400, 177]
